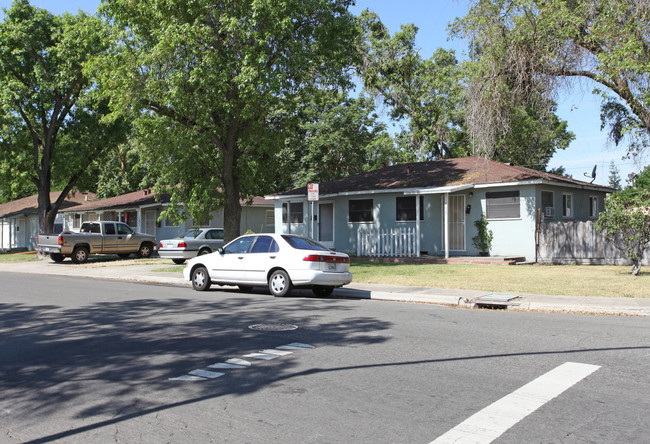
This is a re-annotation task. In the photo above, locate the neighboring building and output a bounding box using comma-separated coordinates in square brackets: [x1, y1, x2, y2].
[267, 157, 614, 262]
[59, 189, 275, 244]
[0, 191, 94, 252]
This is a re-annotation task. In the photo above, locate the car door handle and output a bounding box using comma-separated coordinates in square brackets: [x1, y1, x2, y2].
[238, 256, 244, 259]
[270, 256, 276, 259]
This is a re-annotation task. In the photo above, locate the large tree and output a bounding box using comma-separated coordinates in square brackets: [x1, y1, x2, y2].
[277, 90, 399, 189]
[357, 9, 573, 168]
[0, 0, 124, 232]
[357, 10, 466, 160]
[452, 0, 650, 159]
[95, 0, 359, 241]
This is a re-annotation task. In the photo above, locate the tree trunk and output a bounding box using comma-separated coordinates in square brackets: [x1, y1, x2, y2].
[631, 261, 641, 276]
[221, 138, 242, 243]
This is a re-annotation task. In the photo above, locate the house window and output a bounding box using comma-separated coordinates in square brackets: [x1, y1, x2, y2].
[73, 214, 82, 229]
[541, 191, 554, 219]
[282, 202, 303, 224]
[562, 194, 573, 218]
[396, 196, 424, 221]
[589, 196, 598, 218]
[265, 209, 274, 226]
[121, 211, 137, 228]
[349, 199, 373, 223]
[486, 191, 520, 219]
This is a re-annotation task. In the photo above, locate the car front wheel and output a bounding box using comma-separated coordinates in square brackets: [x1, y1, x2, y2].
[191, 266, 211, 291]
[138, 243, 153, 259]
[172, 258, 186, 265]
[268, 269, 292, 297]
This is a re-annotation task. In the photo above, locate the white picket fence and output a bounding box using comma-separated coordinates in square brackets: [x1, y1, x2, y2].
[357, 227, 419, 258]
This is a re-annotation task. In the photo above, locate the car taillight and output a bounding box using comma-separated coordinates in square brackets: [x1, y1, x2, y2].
[178, 241, 187, 248]
[303, 254, 349, 263]
[159, 242, 163, 248]
[58, 235, 63, 246]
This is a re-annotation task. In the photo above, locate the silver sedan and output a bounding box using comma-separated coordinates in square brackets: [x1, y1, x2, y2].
[158, 227, 225, 264]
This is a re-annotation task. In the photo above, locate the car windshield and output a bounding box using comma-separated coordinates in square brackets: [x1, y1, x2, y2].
[178, 229, 203, 239]
[282, 235, 329, 251]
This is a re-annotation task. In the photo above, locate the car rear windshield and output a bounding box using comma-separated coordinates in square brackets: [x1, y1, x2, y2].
[178, 229, 203, 239]
[282, 235, 328, 251]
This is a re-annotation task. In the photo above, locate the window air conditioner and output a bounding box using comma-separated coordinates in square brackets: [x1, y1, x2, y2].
[544, 206, 555, 217]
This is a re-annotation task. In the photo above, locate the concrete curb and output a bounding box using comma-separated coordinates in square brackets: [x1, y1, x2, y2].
[2, 260, 648, 316]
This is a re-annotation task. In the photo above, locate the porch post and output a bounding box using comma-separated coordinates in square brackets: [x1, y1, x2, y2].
[444, 193, 449, 259]
[415, 194, 421, 257]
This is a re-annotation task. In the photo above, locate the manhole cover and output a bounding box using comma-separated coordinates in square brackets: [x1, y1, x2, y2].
[248, 323, 299, 331]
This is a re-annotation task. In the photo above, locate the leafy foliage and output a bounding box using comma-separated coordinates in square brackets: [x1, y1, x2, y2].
[277, 90, 400, 189]
[608, 161, 623, 191]
[472, 214, 493, 254]
[357, 10, 466, 160]
[95, 0, 359, 241]
[452, 0, 650, 160]
[596, 190, 650, 275]
[0, 0, 125, 231]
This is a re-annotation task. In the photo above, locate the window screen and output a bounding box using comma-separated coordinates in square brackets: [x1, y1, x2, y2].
[486, 191, 520, 219]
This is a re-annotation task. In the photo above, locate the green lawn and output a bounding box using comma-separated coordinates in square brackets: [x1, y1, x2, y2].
[351, 261, 650, 298]
[2, 252, 648, 298]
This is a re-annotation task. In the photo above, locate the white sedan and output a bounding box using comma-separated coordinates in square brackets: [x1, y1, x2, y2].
[183, 233, 352, 297]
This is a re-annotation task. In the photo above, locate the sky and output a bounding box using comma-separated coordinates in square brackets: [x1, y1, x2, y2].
[2, 0, 647, 187]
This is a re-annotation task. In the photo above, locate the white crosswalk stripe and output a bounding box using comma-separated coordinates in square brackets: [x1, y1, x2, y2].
[168, 343, 314, 381]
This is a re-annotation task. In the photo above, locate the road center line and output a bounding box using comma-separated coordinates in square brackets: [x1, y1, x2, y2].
[430, 362, 601, 444]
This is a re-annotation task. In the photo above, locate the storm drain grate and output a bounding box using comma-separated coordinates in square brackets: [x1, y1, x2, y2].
[248, 323, 299, 331]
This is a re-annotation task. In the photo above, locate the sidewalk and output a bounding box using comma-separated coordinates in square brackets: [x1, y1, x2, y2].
[2, 259, 649, 316]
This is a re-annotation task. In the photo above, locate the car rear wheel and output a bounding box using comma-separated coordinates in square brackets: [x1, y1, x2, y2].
[198, 248, 211, 256]
[172, 258, 186, 265]
[50, 253, 65, 263]
[191, 266, 211, 291]
[268, 269, 292, 297]
[71, 246, 89, 264]
[312, 286, 334, 297]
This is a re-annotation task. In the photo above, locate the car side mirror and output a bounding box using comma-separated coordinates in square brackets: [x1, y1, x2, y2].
[217, 247, 225, 254]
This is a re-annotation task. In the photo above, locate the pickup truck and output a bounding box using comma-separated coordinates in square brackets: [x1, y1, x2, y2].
[37, 221, 157, 264]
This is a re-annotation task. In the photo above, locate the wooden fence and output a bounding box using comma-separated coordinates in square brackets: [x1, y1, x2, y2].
[357, 227, 419, 258]
[537, 220, 650, 265]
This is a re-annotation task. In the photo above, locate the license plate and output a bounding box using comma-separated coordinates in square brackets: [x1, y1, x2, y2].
[326, 263, 337, 271]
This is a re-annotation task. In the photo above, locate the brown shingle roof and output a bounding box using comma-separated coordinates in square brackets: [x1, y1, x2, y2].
[0, 191, 95, 218]
[274, 157, 613, 197]
[63, 188, 273, 213]
[61, 189, 170, 212]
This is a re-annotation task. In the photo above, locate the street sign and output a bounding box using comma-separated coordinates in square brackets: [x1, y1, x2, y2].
[308, 183, 319, 201]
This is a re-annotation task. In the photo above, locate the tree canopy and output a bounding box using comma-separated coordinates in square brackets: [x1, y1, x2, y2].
[452, 0, 650, 160]
[0, 0, 125, 232]
[94, 0, 360, 241]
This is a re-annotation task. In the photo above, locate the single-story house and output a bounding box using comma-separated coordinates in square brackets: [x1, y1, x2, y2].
[0, 191, 95, 252]
[267, 157, 615, 262]
[59, 188, 275, 244]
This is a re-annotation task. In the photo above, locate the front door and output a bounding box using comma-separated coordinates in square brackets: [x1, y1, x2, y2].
[443, 195, 466, 251]
[318, 203, 334, 248]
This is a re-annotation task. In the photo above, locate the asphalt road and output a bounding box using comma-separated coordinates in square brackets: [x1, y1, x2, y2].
[1, 273, 648, 443]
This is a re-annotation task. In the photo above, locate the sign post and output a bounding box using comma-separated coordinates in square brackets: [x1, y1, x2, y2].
[308, 184, 319, 239]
